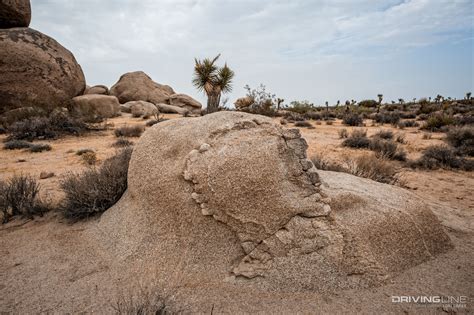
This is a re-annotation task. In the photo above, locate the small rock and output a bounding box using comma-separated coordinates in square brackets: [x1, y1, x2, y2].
[39, 172, 54, 179]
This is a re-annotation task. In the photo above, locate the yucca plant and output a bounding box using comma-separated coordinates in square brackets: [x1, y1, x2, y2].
[192, 54, 234, 114]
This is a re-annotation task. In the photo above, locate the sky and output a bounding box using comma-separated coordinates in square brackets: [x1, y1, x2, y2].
[30, 0, 474, 107]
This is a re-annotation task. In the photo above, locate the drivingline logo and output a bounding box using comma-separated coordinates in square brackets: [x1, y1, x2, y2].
[391, 296, 468, 308]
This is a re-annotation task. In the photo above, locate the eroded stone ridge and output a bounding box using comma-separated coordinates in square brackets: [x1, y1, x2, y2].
[183, 119, 333, 278]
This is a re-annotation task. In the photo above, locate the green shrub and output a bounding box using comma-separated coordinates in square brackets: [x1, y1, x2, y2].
[113, 138, 134, 147]
[60, 148, 133, 221]
[423, 114, 454, 131]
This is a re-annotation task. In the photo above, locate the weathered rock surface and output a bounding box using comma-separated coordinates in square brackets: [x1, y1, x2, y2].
[0, 28, 85, 114]
[84, 85, 109, 95]
[109, 71, 174, 105]
[93, 111, 452, 295]
[155, 103, 189, 115]
[1, 106, 38, 124]
[0, 0, 31, 28]
[168, 93, 202, 114]
[127, 101, 158, 117]
[234, 96, 254, 109]
[70, 94, 120, 120]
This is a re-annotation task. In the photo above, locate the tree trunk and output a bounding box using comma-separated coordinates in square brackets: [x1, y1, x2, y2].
[207, 92, 221, 114]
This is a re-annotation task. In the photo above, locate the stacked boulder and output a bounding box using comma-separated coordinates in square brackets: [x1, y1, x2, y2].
[110, 71, 202, 116]
[0, 0, 86, 116]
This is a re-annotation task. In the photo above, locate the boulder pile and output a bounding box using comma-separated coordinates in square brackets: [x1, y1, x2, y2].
[0, 0, 85, 115]
[93, 112, 452, 297]
[110, 71, 202, 115]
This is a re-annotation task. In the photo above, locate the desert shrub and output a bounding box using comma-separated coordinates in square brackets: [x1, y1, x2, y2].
[311, 154, 347, 172]
[0, 126, 6, 134]
[373, 130, 393, 140]
[423, 114, 454, 131]
[422, 133, 432, 140]
[280, 119, 288, 125]
[294, 120, 313, 128]
[446, 126, 474, 156]
[345, 154, 399, 184]
[342, 113, 363, 126]
[311, 153, 399, 184]
[373, 112, 401, 125]
[76, 148, 94, 156]
[29, 144, 52, 153]
[410, 145, 472, 170]
[4, 140, 32, 150]
[368, 138, 406, 161]
[358, 99, 378, 108]
[114, 125, 145, 137]
[454, 114, 474, 126]
[60, 148, 132, 221]
[342, 129, 370, 148]
[417, 103, 438, 115]
[397, 120, 419, 129]
[338, 128, 349, 139]
[304, 111, 322, 120]
[113, 138, 134, 147]
[400, 112, 417, 119]
[0, 175, 49, 223]
[395, 133, 406, 144]
[287, 100, 316, 114]
[326, 120, 334, 125]
[7, 111, 87, 141]
[146, 119, 159, 127]
[81, 151, 97, 165]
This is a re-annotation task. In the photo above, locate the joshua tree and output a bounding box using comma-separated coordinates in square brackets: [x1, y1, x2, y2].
[377, 94, 383, 113]
[412, 98, 416, 103]
[336, 100, 340, 107]
[398, 98, 405, 105]
[192, 54, 234, 114]
[466, 92, 472, 100]
[325, 101, 329, 112]
[428, 96, 432, 102]
[276, 98, 285, 111]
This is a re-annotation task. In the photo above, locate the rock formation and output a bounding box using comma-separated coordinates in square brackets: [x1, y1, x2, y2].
[70, 94, 120, 120]
[234, 96, 254, 110]
[110, 71, 202, 115]
[84, 85, 109, 95]
[0, 0, 31, 28]
[93, 112, 452, 294]
[127, 101, 158, 118]
[0, 27, 85, 114]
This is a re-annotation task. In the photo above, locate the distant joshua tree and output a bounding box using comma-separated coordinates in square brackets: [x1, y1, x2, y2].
[351, 99, 357, 106]
[413, 98, 416, 103]
[428, 96, 432, 102]
[391, 100, 396, 104]
[377, 94, 383, 113]
[336, 100, 340, 107]
[276, 98, 285, 110]
[193, 54, 235, 113]
[325, 101, 329, 112]
[466, 92, 472, 100]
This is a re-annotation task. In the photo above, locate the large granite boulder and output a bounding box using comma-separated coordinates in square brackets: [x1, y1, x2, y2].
[234, 96, 254, 109]
[0, 28, 86, 114]
[94, 112, 452, 296]
[127, 101, 158, 117]
[70, 94, 120, 120]
[109, 71, 175, 105]
[168, 93, 202, 114]
[0, 0, 31, 28]
[84, 85, 109, 95]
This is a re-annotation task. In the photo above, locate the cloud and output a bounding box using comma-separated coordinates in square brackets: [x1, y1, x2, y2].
[30, 0, 473, 105]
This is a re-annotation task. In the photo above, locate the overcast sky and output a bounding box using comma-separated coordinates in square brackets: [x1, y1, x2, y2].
[31, 0, 473, 106]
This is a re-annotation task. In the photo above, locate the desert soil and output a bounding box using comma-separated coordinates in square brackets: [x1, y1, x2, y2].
[0, 114, 472, 313]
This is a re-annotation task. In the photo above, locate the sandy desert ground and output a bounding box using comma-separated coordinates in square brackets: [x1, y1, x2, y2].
[0, 113, 472, 314]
